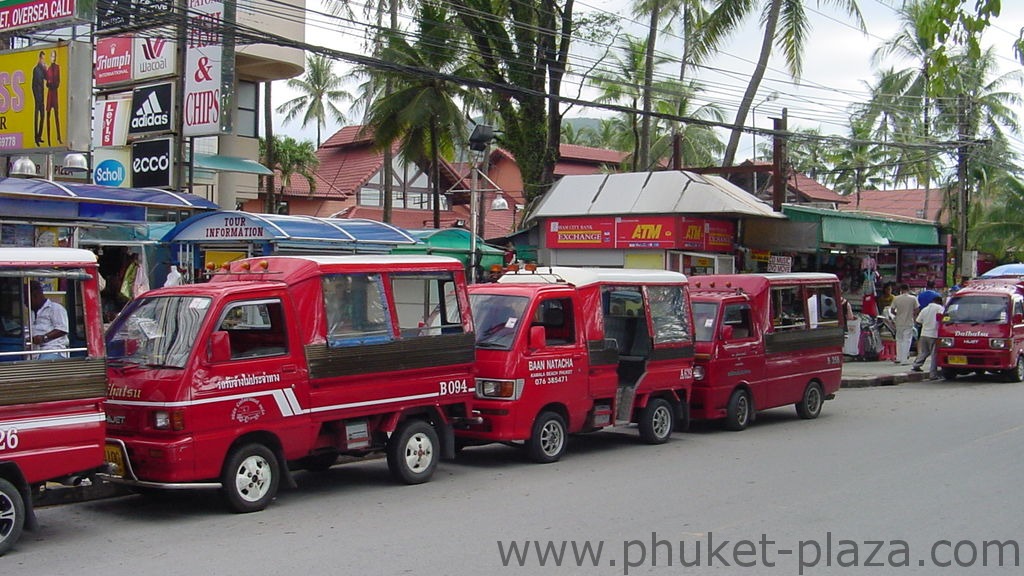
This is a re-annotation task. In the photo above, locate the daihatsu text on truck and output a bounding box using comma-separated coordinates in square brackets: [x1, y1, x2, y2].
[458, 267, 695, 462]
[101, 255, 476, 512]
[0, 248, 106, 555]
[937, 277, 1024, 381]
[689, 273, 844, 430]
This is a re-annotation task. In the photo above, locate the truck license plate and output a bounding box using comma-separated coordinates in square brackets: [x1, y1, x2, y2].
[104, 443, 126, 478]
[948, 355, 967, 365]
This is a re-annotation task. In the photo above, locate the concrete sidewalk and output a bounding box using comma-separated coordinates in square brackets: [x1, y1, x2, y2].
[841, 358, 933, 388]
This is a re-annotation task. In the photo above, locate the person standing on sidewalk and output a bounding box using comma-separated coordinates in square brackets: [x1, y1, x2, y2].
[917, 279, 942, 309]
[912, 295, 944, 378]
[890, 283, 918, 364]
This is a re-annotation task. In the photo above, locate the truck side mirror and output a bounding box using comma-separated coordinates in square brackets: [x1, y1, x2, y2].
[209, 330, 232, 363]
[720, 325, 734, 340]
[529, 325, 547, 350]
[1015, 313, 1024, 325]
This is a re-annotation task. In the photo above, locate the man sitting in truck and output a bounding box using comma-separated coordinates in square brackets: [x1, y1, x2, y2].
[24, 280, 69, 359]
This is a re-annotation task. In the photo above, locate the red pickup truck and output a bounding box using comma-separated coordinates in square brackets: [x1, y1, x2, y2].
[0, 248, 106, 555]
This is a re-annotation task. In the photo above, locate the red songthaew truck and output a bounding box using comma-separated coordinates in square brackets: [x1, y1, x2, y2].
[937, 277, 1024, 381]
[688, 274, 844, 430]
[458, 267, 695, 462]
[100, 255, 477, 512]
[0, 248, 106, 555]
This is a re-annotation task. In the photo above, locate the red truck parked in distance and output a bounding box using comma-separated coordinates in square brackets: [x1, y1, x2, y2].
[937, 277, 1024, 381]
[100, 255, 477, 512]
[458, 266, 695, 462]
[688, 273, 844, 430]
[0, 248, 106, 555]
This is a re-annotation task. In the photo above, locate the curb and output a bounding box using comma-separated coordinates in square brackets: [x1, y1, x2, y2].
[841, 370, 931, 388]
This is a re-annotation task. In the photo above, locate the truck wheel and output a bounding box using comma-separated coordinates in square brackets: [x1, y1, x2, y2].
[1006, 357, 1024, 383]
[639, 398, 675, 444]
[942, 368, 958, 381]
[724, 389, 752, 431]
[387, 420, 438, 485]
[526, 412, 567, 463]
[0, 478, 26, 556]
[221, 443, 280, 513]
[795, 382, 824, 420]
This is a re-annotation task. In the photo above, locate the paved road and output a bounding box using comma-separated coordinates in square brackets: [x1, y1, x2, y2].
[9, 376, 1023, 575]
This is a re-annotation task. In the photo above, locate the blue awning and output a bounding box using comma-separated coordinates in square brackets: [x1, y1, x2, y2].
[0, 177, 219, 209]
[162, 211, 419, 247]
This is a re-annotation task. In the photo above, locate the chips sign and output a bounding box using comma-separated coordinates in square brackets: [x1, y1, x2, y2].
[0, 0, 90, 34]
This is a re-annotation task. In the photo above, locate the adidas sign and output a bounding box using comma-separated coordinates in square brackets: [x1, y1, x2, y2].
[131, 91, 170, 129]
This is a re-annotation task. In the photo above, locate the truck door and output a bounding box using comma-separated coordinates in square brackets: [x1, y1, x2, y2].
[717, 302, 764, 395]
[526, 297, 588, 428]
[201, 297, 307, 426]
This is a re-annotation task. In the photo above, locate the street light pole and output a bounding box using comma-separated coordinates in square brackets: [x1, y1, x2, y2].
[751, 91, 778, 194]
[468, 125, 495, 284]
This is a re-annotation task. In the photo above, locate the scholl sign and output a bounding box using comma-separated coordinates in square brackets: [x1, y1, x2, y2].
[94, 159, 127, 186]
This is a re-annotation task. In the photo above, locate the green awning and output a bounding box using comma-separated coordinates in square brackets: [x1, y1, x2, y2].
[194, 154, 273, 175]
[876, 220, 938, 245]
[821, 216, 890, 246]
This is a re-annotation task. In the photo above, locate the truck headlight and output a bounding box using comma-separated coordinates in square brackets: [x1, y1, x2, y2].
[693, 365, 706, 380]
[477, 378, 523, 400]
[938, 337, 954, 347]
[990, 338, 1009, 349]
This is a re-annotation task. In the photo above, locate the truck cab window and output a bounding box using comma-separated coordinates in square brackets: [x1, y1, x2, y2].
[218, 300, 287, 359]
[771, 287, 806, 330]
[722, 304, 753, 339]
[534, 298, 574, 346]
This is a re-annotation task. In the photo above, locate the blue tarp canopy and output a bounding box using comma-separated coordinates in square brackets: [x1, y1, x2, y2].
[162, 211, 419, 249]
[0, 177, 219, 209]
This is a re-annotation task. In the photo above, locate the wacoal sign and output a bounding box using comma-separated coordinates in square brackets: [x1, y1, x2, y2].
[133, 36, 175, 81]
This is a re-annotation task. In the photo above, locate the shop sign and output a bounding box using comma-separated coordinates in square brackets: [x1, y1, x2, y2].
[546, 216, 736, 251]
[128, 83, 173, 135]
[679, 217, 736, 251]
[615, 216, 678, 249]
[173, 214, 268, 241]
[751, 250, 771, 263]
[95, 35, 132, 85]
[0, 0, 88, 34]
[93, 97, 131, 147]
[133, 36, 176, 81]
[130, 138, 172, 188]
[767, 255, 792, 273]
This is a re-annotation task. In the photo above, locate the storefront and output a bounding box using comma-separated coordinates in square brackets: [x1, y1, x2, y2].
[743, 204, 943, 291]
[0, 176, 218, 320]
[526, 171, 783, 273]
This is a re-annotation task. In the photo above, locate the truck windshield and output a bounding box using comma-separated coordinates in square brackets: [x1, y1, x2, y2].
[470, 293, 529, 350]
[692, 301, 719, 342]
[944, 295, 1008, 324]
[107, 296, 212, 368]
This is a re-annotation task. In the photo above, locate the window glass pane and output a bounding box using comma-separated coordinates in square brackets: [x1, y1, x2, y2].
[647, 285, 691, 344]
[323, 274, 392, 346]
[391, 272, 463, 337]
[359, 188, 381, 207]
[806, 285, 839, 328]
[771, 286, 806, 329]
[534, 298, 574, 345]
[722, 304, 753, 339]
[2, 275, 92, 361]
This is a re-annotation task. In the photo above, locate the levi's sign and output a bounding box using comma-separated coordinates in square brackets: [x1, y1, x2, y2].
[128, 82, 172, 134]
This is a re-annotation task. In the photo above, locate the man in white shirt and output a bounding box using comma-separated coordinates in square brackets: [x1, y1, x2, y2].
[912, 294, 944, 378]
[25, 280, 69, 360]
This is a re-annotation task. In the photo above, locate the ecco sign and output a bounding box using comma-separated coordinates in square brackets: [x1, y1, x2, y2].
[131, 138, 172, 188]
[128, 83, 173, 135]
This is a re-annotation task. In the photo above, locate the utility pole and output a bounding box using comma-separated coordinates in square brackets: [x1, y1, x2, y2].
[771, 109, 788, 212]
[955, 94, 969, 277]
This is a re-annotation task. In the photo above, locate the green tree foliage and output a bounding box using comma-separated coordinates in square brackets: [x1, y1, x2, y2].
[259, 136, 319, 212]
[276, 53, 352, 147]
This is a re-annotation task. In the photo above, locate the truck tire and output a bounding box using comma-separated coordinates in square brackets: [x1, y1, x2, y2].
[942, 368, 959, 381]
[387, 419, 438, 485]
[795, 382, 824, 420]
[675, 399, 691, 433]
[0, 478, 26, 556]
[221, 443, 280, 513]
[724, 389, 752, 431]
[526, 412, 567, 463]
[638, 398, 674, 444]
[1005, 357, 1024, 383]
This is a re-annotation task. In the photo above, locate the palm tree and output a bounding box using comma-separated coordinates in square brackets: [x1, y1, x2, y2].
[651, 79, 725, 168]
[276, 53, 352, 147]
[259, 136, 319, 213]
[362, 0, 472, 228]
[826, 117, 887, 205]
[696, 0, 865, 167]
[591, 34, 670, 171]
